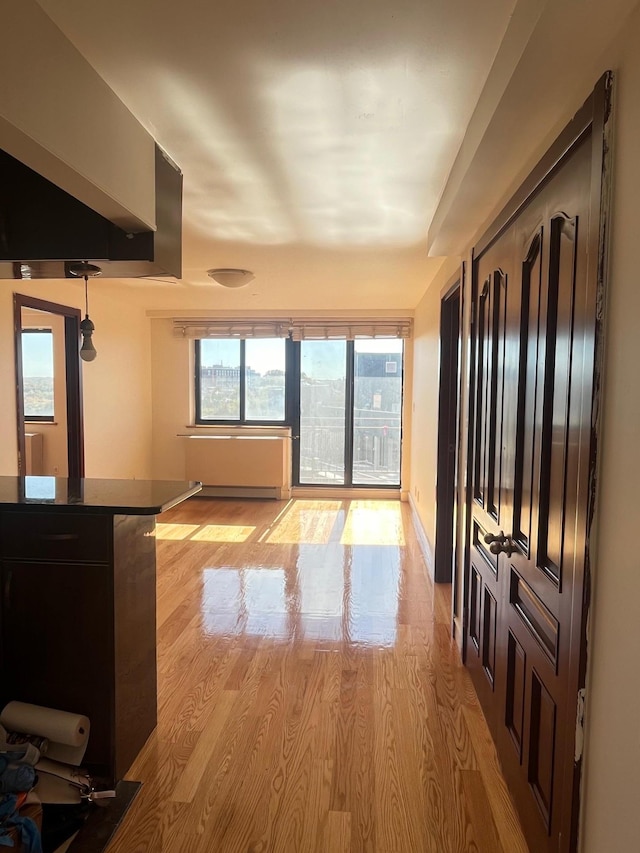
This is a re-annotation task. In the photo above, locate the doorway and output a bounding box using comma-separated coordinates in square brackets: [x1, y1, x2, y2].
[434, 279, 461, 583]
[293, 339, 404, 487]
[14, 294, 84, 478]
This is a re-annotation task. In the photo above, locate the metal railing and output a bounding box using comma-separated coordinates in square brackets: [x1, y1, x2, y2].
[299, 412, 401, 485]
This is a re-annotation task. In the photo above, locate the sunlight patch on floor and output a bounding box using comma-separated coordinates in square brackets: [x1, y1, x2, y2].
[191, 524, 256, 543]
[155, 523, 201, 540]
[340, 500, 405, 545]
[263, 500, 343, 544]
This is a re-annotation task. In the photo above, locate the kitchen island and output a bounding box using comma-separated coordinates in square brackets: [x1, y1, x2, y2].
[0, 476, 201, 782]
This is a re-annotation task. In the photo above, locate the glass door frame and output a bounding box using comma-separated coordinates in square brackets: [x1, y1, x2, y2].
[291, 339, 403, 488]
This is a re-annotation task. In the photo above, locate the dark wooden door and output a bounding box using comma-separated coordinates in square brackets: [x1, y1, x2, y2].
[434, 281, 461, 584]
[464, 76, 610, 853]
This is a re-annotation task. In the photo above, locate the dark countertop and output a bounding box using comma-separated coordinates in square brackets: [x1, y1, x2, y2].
[0, 477, 202, 515]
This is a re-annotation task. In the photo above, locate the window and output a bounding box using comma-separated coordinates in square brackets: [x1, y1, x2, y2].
[295, 339, 404, 487]
[195, 338, 289, 424]
[21, 329, 54, 421]
[191, 326, 406, 488]
[352, 339, 403, 486]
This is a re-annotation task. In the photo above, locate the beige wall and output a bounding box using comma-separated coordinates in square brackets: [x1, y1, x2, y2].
[0, 280, 152, 480]
[82, 287, 153, 479]
[151, 319, 191, 480]
[580, 19, 640, 851]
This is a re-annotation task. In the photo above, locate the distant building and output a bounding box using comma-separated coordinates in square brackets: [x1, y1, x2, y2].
[201, 364, 258, 382]
[354, 351, 402, 378]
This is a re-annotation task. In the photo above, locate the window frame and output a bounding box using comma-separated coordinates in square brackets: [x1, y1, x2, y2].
[194, 337, 294, 426]
[291, 338, 404, 489]
[21, 327, 55, 423]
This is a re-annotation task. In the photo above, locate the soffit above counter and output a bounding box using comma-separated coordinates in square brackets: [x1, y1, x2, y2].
[0, 0, 156, 233]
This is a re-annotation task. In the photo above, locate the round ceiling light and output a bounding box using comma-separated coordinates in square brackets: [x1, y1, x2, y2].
[207, 268, 254, 288]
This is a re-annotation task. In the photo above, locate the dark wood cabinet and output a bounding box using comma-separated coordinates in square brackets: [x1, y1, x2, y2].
[0, 476, 201, 782]
[0, 510, 157, 783]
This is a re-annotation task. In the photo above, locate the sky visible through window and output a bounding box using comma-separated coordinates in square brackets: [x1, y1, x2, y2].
[200, 337, 403, 378]
[22, 330, 54, 377]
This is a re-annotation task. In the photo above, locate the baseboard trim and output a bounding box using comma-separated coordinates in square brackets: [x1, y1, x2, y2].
[292, 487, 401, 500]
[196, 485, 283, 499]
[408, 492, 435, 578]
[194, 485, 400, 501]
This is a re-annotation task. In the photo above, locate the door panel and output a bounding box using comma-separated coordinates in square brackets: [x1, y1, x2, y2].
[464, 99, 604, 853]
[513, 229, 543, 554]
[466, 240, 514, 734]
[481, 585, 497, 685]
[528, 670, 557, 830]
[537, 214, 577, 587]
[505, 629, 526, 759]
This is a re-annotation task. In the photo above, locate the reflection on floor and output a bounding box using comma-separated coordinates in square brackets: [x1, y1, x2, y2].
[106, 498, 529, 853]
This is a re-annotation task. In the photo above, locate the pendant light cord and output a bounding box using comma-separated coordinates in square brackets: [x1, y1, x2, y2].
[84, 275, 89, 317]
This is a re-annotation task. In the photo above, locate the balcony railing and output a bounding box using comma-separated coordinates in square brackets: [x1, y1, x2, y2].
[299, 412, 401, 485]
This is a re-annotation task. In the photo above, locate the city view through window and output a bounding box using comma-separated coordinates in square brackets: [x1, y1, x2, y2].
[299, 339, 403, 486]
[21, 329, 55, 419]
[198, 338, 286, 421]
[197, 337, 403, 487]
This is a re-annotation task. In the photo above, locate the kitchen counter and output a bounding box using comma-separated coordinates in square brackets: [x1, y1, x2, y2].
[0, 475, 201, 514]
[0, 476, 201, 783]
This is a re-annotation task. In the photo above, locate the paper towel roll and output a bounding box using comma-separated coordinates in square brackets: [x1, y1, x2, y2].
[0, 702, 90, 765]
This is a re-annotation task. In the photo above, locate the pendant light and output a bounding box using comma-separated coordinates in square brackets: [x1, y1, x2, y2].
[68, 263, 101, 363]
[80, 275, 97, 362]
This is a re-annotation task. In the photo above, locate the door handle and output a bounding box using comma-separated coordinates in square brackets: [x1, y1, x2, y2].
[483, 531, 504, 545]
[483, 531, 517, 557]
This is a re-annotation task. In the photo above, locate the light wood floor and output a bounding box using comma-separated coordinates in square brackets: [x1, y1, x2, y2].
[106, 498, 529, 853]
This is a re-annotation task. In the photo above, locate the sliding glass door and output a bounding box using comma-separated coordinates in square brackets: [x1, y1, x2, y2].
[298, 341, 347, 484]
[295, 339, 403, 487]
[352, 339, 403, 485]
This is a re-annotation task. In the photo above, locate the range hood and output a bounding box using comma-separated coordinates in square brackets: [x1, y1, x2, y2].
[0, 144, 182, 279]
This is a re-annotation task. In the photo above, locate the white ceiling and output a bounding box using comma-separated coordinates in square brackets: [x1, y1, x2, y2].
[36, 0, 517, 310]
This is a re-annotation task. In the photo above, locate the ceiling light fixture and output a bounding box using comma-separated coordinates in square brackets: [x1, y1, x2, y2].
[67, 262, 103, 279]
[68, 263, 102, 362]
[79, 276, 97, 362]
[207, 268, 255, 288]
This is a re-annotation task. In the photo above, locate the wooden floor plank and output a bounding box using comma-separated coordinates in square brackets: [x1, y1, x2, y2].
[461, 769, 505, 853]
[104, 497, 528, 853]
[463, 703, 531, 853]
